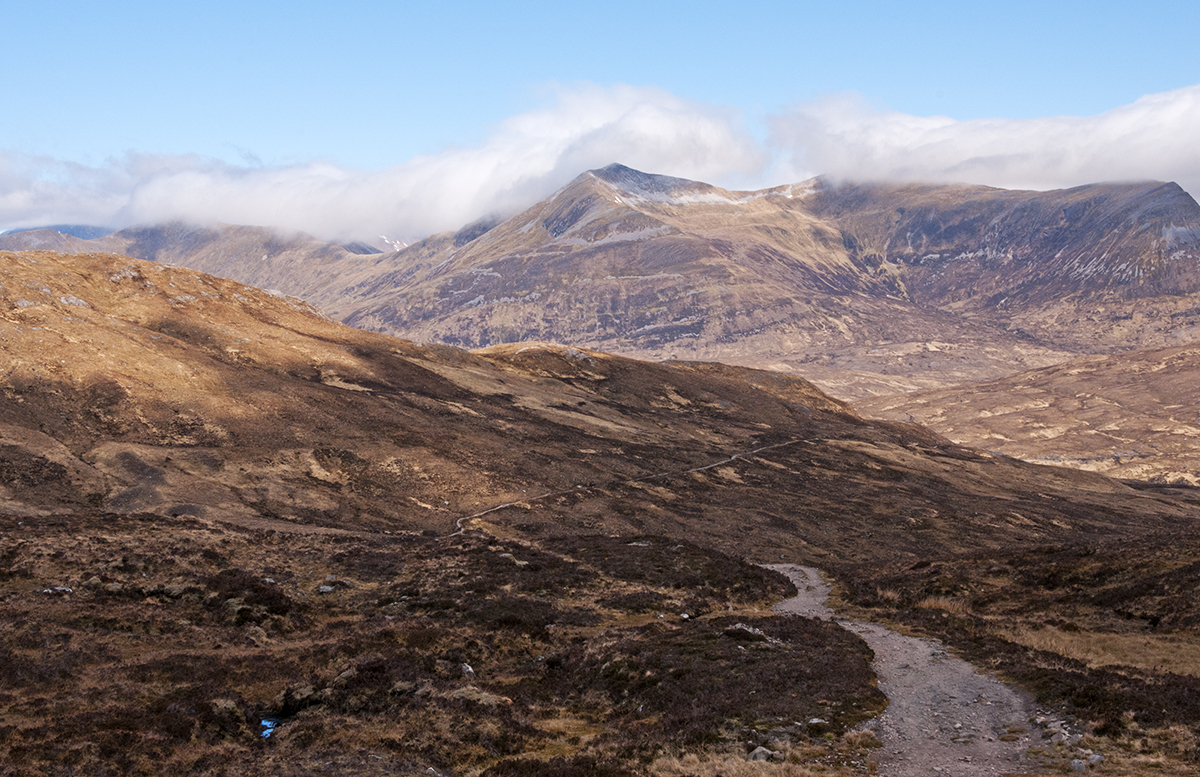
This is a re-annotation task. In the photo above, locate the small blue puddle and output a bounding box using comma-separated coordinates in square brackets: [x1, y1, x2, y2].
[260, 718, 279, 738]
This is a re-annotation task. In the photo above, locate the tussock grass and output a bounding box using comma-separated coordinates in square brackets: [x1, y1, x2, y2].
[914, 595, 969, 615]
[873, 587, 901, 603]
[650, 749, 861, 776]
[841, 729, 882, 749]
[1000, 625, 1200, 677]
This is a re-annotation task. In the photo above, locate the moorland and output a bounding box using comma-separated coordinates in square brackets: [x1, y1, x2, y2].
[3, 162, 1200, 776]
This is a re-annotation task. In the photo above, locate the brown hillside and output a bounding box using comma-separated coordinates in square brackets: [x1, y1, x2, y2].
[6, 249, 1200, 774]
[2, 249, 1197, 563]
[857, 340, 1200, 484]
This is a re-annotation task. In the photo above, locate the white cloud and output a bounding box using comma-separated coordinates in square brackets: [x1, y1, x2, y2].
[768, 85, 1200, 198]
[0, 84, 763, 241]
[4, 82, 1200, 242]
[0, 153, 132, 229]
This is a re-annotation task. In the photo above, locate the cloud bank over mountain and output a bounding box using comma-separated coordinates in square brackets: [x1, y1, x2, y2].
[3, 82, 1199, 241]
[770, 84, 1200, 195]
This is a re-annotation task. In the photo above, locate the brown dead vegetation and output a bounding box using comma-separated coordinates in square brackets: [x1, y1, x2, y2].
[0, 513, 884, 776]
[831, 529, 1200, 768]
[4, 250, 1200, 774]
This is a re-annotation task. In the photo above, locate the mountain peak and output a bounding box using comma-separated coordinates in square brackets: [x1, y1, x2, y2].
[591, 163, 697, 191]
[586, 163, 736, 205]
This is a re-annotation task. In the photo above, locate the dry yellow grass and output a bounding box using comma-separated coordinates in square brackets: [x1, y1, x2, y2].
[914, 596, 970, 616]
[999, 625, 1200, 676]
[874, 587, 901, 603]
[841, 730, 882, 749]
[650, 733, 883, 777]
[650, 751, 858, 777]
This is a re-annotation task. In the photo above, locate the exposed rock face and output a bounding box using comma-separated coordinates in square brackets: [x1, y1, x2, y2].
[808, 179, 1200, 303]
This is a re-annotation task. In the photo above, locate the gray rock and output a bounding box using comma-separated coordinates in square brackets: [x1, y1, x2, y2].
[1070, 760, 1086, 772]
[317, 585, 336, 594]
[293, 684, 316, 699]
[747, 746, 773, 761]
[1089, 753, 1105, 765]
[724, 623, 769, 641]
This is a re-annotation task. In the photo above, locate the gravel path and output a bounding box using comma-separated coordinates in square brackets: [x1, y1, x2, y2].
[770, 565, 1044, 776]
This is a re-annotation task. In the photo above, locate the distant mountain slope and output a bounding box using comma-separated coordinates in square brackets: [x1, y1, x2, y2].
[338, 166, 1200, 391]
[809, 179, 1200, 355]
[856, 341, 1200, 484]
[6, 165, 1200, 399]
[0, 227, 101, 253]
[337, 165, 989, 371]
[0, 224, 113, 240]
[0, 223, 383, 306]
[810, 179, 1200, 303]
[4, 249, 1196, 561]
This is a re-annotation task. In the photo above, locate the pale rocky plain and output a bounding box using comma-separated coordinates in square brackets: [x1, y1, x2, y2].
[2, 164, 1200, 775]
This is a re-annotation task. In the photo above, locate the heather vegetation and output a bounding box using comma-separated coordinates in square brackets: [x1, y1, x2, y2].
[0, 513, 883, 776]
[5, 248, 1200, 774]
[830, 528, 1200, 767]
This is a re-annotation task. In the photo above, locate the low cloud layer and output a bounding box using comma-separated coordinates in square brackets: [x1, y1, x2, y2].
[0, 85, 762, 242]
[3, 82, 1199, 242]
[770, 85, 1200, 197]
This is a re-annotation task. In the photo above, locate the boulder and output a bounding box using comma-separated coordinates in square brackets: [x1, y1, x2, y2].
[747, 746, 773, 762]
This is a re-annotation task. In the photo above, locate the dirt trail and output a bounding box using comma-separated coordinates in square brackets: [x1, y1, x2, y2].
[770, 565, 1044, 777]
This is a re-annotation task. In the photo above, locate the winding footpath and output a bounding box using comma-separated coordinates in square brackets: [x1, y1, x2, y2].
[206, 437, 1062, 774]
[770, 565, 1044, 777]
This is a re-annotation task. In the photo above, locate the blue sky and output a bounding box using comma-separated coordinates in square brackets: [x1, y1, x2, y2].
[4, 0, 1200, 239]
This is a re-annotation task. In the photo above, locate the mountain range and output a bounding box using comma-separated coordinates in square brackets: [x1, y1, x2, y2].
[8, 163, 1200, 484]
[7, 164, 1199, 403]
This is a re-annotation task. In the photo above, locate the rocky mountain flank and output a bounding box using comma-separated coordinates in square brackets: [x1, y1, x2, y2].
[3, 249, 1197, 562]
[7, 165, 1199, 400]
[344, 169, 1200, 391]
